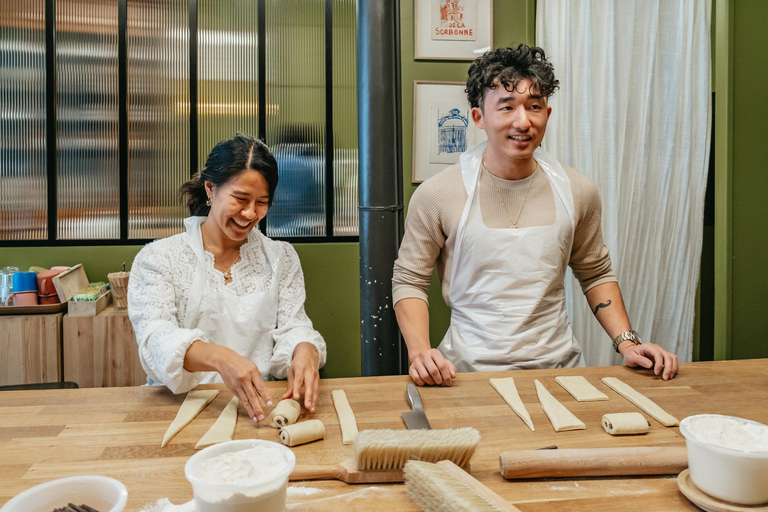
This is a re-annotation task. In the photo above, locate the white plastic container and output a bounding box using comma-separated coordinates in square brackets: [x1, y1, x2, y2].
[0, 475, 127, 512]
[679, 414, 768, 505]
[185, 439, 296, 512]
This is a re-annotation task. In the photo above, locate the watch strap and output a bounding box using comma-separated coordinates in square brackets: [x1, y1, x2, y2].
[612, 329, 642, 353]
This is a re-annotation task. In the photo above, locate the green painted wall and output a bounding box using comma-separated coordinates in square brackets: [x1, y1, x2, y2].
[728, 0, 768, 359]
[0, 243, 361, 378]
[399, 0, 536, 347]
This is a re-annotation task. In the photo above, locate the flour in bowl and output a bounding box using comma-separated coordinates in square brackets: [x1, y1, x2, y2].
[685, 415, 768, 452]
[195, 444, 289, 485]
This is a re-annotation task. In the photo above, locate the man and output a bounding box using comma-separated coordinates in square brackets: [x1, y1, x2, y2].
[393, 44, 679, 386]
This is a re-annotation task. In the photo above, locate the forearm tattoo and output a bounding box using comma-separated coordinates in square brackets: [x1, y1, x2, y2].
[592, 299, 612, 316]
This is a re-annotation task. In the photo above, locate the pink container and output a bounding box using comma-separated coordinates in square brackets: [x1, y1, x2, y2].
[7, 291, 39, 306]
[36, 269, 65, 305]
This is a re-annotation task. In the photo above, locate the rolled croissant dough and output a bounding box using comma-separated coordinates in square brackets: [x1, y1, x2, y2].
[331, 389, 358, 445]
[555, 376, 608, 401]
[267, 399, 301, 428]
[196, 396, 239, 449]
[161, 389, 218, 447]
[602, 412, 650, 435]
[280, 419, 325, 446]
[534, 380, 586, 432]
[490, 377, 534, 431]
[601, 377, 679, 427]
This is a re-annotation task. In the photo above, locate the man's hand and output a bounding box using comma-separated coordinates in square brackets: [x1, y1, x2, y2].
[620, 341, 679, 381]
[214, 347, 273, 423]
[409, 348, 457, 386]
[283, 342, 320, 413]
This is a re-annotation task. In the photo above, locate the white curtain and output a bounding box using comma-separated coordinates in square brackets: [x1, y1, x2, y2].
[537, 1, 711, 366]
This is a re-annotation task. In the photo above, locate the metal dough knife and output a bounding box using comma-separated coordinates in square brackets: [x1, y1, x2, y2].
[401, 383, 432, 429]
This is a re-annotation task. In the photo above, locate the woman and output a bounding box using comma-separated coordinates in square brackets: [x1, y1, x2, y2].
[128, 133, 326, 423]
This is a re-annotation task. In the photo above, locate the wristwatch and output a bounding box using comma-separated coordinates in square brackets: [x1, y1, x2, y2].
[612, 329, 642, 353]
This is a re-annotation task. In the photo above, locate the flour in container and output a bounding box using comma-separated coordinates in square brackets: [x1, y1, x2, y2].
[685, 415, 768, 452]
[193, 444, 291, 512]
[196, 445, 289, 485]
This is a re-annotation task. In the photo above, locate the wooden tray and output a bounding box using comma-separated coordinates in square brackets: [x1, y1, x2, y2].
[0, 302, 67, 316]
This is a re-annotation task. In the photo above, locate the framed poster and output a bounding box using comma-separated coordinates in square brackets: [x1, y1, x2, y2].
[412, 81, 487, 183]
[414, 0, 493, 60]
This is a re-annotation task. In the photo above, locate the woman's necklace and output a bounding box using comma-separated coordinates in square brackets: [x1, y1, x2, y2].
[202, 236, 241, 281]
[482, 158, 538, 229]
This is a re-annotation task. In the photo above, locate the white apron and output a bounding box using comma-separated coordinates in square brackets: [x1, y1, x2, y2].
[438, 142, 585, 372]
[183, 216, 279, 382]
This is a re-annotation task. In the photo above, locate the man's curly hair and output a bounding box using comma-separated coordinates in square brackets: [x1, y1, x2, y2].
[466, 44, 560, 109]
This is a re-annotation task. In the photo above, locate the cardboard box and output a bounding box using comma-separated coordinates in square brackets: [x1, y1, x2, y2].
[52, 264, 112, 317]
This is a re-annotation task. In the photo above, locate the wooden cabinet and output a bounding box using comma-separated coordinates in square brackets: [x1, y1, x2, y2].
[63, 305, 146, 387]
[0, 313, 62, 386]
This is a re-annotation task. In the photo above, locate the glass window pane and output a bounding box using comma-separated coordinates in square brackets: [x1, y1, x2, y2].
[265, 0, 326, 238]
[333, 0, 358, 236]
[0, 0, 48, 240]
[198, 1, 259, 172]
[127, 0, 189, 239]
[56, 0, 120, 239]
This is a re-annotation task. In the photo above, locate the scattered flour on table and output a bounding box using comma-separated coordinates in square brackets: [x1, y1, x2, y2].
[685, 416, 768, 452]
[286, 486, 392, 510]
[287, 486, 324, 497]
[195, 444, 289, 485]
[139, 498, 196, 512]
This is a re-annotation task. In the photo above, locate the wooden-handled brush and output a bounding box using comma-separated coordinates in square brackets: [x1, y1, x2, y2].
[290, 427, 480, 484]
[405, 460, 520, 512]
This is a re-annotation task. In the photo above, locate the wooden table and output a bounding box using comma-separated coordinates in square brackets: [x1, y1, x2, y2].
[2, 359, 767, 511]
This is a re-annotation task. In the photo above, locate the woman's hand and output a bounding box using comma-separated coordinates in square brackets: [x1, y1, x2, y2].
[184, 341, 273, 423]
[283, 342, 320, 413]
[215, 348, 274, 422]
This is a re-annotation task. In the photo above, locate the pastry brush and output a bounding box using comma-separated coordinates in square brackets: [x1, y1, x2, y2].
[289, 427, 480, 483]
[405, 459, 520, 512]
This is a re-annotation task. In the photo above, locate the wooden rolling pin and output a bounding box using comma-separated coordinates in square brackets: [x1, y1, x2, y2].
[499, 446, 687, 479]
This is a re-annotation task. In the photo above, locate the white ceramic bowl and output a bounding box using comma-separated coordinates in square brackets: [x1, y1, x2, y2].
[0, 475, 127, 512]
[185, 439, 296, 512]
[679, 414, 768, 505]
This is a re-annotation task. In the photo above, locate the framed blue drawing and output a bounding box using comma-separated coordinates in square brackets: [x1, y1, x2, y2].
[412, 81, 487, 183]
[414, 0, 493, 60]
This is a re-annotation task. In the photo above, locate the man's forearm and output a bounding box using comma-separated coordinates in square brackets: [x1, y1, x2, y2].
[584, 282, 634, 352]
[394, 297, 432, 361]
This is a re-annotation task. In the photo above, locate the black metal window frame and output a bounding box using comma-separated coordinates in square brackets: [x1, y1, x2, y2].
[1, 0, 357, 248]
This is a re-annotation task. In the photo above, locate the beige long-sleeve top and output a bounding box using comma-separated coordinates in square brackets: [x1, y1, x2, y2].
[392, 162, 617, 306]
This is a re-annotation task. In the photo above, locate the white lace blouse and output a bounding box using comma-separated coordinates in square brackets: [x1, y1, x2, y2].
[127, 227, 327, 394]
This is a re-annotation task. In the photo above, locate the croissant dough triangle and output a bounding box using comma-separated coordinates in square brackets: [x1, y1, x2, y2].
[196, 396, 239, 449]
[161, 389, 219, 447]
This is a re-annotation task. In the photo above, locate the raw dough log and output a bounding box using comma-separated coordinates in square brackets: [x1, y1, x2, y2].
[601, 377, 679, 427]
[267, 399, 301, 428]
[534, 380, 586, 432]
[555, 376, 608, 401]
[602, 412, 650, 435]
[331, 389, 358, 444]
[280, 419, 325, 447]
[490, 377, 534, 431]
[196, 396, 239, 449]
[161, 389, 218, 447]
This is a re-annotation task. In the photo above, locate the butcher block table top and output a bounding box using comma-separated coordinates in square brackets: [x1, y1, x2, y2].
[2, 359, 767, 511]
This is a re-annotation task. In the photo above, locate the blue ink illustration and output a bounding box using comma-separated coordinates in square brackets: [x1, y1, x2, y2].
[437, 108, 469, 154]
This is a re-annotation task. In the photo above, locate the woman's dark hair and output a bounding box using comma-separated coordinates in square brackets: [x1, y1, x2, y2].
[180, 133, 279, 216]
[466, 44, 560, 109]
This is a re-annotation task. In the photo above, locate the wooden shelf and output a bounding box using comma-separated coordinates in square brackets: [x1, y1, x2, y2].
[0, 313, 62, 386]
[62, 305, 146, 387]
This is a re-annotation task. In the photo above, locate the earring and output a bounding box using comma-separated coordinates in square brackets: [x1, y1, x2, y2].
[206, 198, 212, 207]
